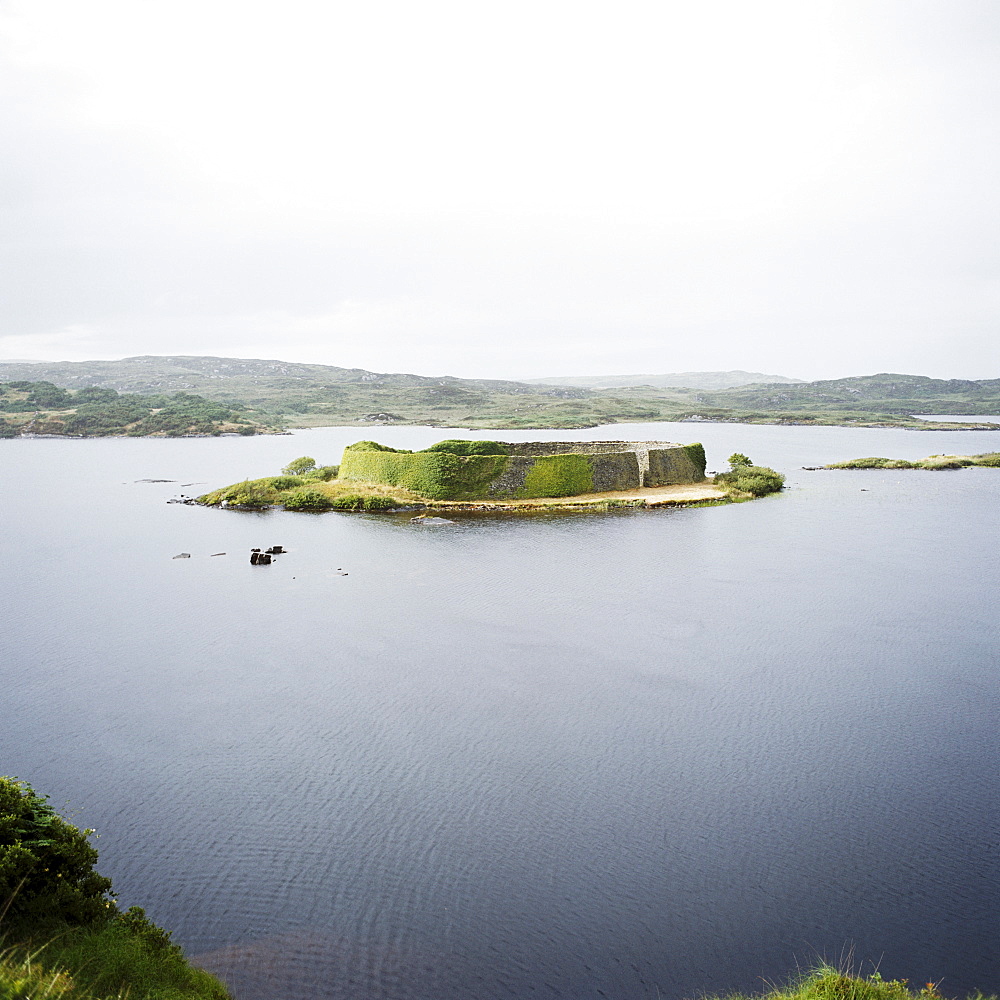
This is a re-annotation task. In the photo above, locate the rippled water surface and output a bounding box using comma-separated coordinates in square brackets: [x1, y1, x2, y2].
[3, 424, 999, 1000]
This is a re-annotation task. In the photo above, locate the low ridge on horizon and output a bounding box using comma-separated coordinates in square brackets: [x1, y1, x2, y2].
[524, 370, 805, 390]
[0, 355, 805, 392]
[0, 355, 996, 389]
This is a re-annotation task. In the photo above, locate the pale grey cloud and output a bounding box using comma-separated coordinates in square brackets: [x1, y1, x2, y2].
[1, 0, 998, 381]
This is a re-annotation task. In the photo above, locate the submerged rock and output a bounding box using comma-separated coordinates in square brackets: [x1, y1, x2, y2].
[411, 515, 456, 526]
[172, 553, 191, 559]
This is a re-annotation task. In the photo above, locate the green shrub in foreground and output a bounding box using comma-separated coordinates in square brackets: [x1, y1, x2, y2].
[0, 776, 114, 928]
[1, 776, 231, 998]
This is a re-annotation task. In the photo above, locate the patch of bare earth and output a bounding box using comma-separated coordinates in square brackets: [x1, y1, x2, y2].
[431, 480, 727, 509]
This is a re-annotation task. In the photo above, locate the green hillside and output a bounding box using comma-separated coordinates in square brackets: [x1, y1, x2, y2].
[702, 373, 1000, 415]
[0, 380, 277, 437]
[0, 358, 996, 431]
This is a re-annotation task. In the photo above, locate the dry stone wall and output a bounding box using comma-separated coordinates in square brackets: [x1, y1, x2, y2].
[339, 439, 704, 500]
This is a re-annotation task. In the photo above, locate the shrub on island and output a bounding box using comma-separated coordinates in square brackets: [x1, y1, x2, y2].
[281, 456, 316, 475]
[714, 453, 785, 497]
[282, 489, 334, 511]
[327, 494, 398, 511]
[303, 464, 339, 481]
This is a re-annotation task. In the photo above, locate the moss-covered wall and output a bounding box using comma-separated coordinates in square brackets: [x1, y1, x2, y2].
[339, 439, 704, 499]
[646, 444, 706, 485]
[338, 448, 508, 500]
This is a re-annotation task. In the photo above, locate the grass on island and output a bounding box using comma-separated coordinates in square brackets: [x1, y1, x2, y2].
[1, 775, 230, 1000]
[825, 453, 1000, 470]
[706, 965, 996, 1000]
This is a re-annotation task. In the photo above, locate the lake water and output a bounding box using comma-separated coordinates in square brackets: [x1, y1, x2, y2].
[2, 423, 998, 1000]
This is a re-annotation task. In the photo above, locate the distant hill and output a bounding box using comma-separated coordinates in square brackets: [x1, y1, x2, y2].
[703, 372, 1000, 414]
[0, 355, 556, 397]
[524, 371, 804, 390]
[0, 357, 996, 429]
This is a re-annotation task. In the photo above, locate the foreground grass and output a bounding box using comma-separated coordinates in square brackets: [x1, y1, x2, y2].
[0, 922, 228, 1000]
[825, 453, 1000, 470]
[705, 965, 996, 1000]
[1, 913, 230, 1000]
[1, 773, 229, 1000]
[1, 907, 231, 1000]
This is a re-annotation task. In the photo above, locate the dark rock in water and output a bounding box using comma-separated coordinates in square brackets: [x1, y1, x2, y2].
[172, 553, 191, 559]
[251, 548, 261, 552]
[250, 551, 259, 564]
[411, 516, 456, 526]
[270, 545, 284, 554]
[261, 553, 272, 564]
[210, 552, 226, 557]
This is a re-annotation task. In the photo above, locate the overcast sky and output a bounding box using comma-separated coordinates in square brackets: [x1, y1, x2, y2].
[1, 1, 998, 381]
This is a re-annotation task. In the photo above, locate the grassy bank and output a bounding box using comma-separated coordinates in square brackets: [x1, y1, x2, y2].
[824, 453, 1000, 470]
[1, 776, 230, 1000]
[707, 965, 995, 1000]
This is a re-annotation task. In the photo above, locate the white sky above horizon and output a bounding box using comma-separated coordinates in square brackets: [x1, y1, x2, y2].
[1, 0, 998, 382]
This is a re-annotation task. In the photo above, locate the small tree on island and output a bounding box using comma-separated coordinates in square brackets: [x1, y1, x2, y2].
[728, 453, 753, 470]
[282, 456, 316, 475]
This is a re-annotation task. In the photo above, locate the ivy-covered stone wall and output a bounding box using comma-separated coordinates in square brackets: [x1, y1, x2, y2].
[338, 439, 705, 499]
[646, 443, 707, 485]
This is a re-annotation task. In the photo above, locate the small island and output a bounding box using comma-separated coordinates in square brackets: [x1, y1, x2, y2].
[197, 441, 785, 512]
[818, 452, 1000, 470]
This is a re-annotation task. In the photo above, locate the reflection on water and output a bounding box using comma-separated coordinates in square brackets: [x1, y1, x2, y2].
[2, 424, 999, 1000]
